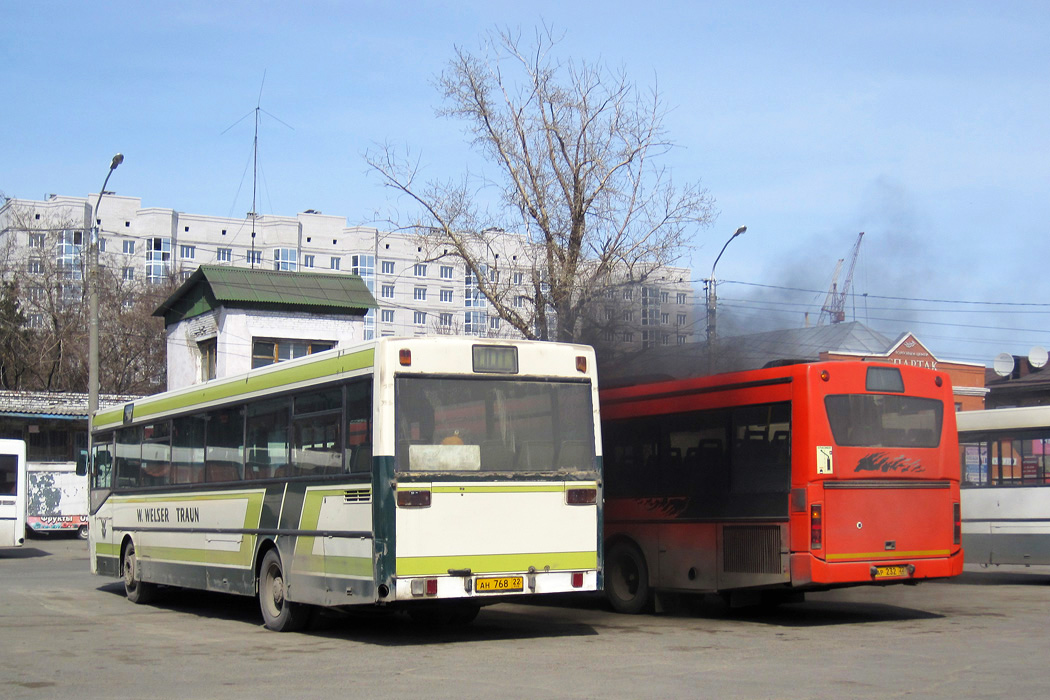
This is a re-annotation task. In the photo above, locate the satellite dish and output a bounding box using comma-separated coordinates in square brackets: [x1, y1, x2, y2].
[1029, 346, 1048, 369]
[993, 352, 1015, 378]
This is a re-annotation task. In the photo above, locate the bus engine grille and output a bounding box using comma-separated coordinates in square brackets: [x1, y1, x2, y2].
[722, 525, 782, 574]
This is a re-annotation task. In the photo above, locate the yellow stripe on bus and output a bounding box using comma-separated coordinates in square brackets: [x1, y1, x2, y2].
[396, 551, 597, 576]
[826, 549, 951, 561]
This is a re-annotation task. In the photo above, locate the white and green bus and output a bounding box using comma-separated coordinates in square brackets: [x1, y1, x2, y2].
[89, 337, 602, 631]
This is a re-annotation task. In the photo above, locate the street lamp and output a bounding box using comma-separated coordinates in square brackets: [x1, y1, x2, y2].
[88, 153, 124, 425]
[705, 225, 746, 365]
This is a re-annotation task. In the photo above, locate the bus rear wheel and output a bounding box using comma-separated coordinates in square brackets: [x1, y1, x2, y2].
[605, 540, 651, 614]
[122, 541, 157, 604]
[258, 549, 310, 632]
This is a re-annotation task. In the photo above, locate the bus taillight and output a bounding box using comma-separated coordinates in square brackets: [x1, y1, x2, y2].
[810, 504, 823, 549]
[566, 488, 597, 505]
[571, 572, 584, 588]
[397, 489, 431, 508]
[953, 502, 961, 545]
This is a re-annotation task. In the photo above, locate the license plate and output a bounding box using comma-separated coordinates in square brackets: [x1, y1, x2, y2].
[475, 576, 524, 593]
[873, 565, 909, 579]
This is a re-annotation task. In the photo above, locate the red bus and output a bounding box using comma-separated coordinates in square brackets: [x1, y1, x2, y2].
[599, 361, 963, 612]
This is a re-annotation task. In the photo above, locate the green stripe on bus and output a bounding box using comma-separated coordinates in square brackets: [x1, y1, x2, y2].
[294, 488, 357, 576]
[95, 348, 375, 428]
[396, 551, 597, 576]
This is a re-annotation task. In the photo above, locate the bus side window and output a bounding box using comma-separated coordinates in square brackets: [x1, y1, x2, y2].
[172, 414, 206, 484]
[345, 379, 373, 474]
[91, 433, 114, 489]
[206, 406, 245, 482]
[115, 426, 143, 488]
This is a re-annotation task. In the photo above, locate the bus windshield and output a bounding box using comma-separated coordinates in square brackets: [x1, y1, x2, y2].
[395, 377, 595, 473]
[825, 394, 943, 448]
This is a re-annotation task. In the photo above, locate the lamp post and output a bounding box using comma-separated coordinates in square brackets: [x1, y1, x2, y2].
[88, 153, 124, 426]
[705, 225, 746, 370]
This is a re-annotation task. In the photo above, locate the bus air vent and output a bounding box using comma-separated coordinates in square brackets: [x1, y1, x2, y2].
[723, 525, 782, 574]
[343, 488, 372, 503]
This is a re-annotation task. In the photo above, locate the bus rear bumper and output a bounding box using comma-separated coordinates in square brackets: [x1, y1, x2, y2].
[392, 569, 599, 602]
[790, 550, 964, 587]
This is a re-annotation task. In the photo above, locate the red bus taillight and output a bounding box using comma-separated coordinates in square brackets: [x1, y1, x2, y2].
[953, 502, 961, 545]
[566, 488, 597, 505]
[810, 504, 823, 550]
[397, 489, 432, 507]
[571, 572, 584, 588]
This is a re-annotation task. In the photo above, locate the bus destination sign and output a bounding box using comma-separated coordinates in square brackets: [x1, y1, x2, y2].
[472, 345, 518, 374]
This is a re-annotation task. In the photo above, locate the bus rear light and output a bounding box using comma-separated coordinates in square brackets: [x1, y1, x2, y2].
[566, 488, 597, 505]
[576, 356, 587, 373]
[820, 369, 830, 382]
[953, 502, 961, 545]
[399, 348, 412, 366]
[571, 572, 584, 588]
[810, 504, 823, 549]
[411, 578, 439, 596]
[397, 489, 431, 507]
[425, 578, 438, 596]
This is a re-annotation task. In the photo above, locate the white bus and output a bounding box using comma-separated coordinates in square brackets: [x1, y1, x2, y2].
[27, 461, 90, 539]
[0, 439, 28, 549]
[89, 337, 602, 631]
[957, 405, 1050, 566]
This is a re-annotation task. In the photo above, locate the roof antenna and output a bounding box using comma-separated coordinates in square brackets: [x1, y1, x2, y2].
[221, 70, 294, 269]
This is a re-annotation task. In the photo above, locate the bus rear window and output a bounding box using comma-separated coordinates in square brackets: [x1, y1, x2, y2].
[825, 394, 943, 448]
[395, 377, 595, 473]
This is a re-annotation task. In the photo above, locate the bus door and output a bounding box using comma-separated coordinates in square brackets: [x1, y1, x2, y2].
[0, 440, 27, 548]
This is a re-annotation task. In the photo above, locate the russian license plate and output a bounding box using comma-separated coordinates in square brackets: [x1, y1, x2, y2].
[475, 576, 524, 593]
[873, 565, 910, 579]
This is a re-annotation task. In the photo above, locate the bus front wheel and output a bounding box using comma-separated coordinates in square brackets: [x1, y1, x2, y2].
[122, 541, 157, 604]
[258, 549, 310, 632]
[605, 540, 651, 614]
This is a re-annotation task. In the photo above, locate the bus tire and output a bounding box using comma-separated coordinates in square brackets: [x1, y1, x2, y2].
[122, 541, 157, 604]
[258, 549, 309, 632]
[77, 525, 89, 540]
[605, 540, 651, 614]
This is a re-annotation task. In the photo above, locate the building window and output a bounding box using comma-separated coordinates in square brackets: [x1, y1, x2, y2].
[464, 310, 487, 337]
[623, 310, 633, 322]
[413, 287, 427, 301]
[274, 248, 297, 271]
[514, 295, 526, 309]
[440, 265, 454, 280]
[28, 233, 45, 248]
[623, 332, 634, 342]
[677, 314, 687, 326]
[490, 316, 501, 330]
[122, 267, 135, 281]
[57, 230, 83, 280]
[414, 263, 427, 277]
[303, 254, 315, 268]
[512, 271, 524, 285]
[623, 289, 633, 301]
[677, 293, 687, 304]
[465, 267, 487, 308]
[250, 338, 335, 369]
[413, 311, 427, 325]
[381, 260, 394, 274]
[439, 313, 453, 327]
[440, 289, 453, 303]
[661, 313, 669, 324]
[661, 291, 669, 303]
[381, 285, 395, 299]
[330, 257, 340, 270]
[28, 313, 45, 329]
[217, 248, 232, 262]
[351, 254, 374, 278]
[146, 237, 171, 283]
[247, 250, 262, 266]
[98, 238, 107, 253]
[123, 240, 136, 255]
[198, 339, 217, 382]
[678, 335, 688, 345]
[381, 309, 394, 323]
[180, 245, 195, 259]
[27, 259, 43, 275]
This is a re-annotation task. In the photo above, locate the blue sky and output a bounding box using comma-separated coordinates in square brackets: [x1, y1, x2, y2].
[3, 1, 1048, 367]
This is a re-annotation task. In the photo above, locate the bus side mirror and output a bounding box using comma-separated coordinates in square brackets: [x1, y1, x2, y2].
[76, 449, 88, 477]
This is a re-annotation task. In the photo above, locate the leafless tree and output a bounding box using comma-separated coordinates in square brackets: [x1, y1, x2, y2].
[367, 26, 715, 343]
[0, 201, 169, 394]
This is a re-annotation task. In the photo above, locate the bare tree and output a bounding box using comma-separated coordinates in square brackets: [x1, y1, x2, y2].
[367, 26, 715, 343]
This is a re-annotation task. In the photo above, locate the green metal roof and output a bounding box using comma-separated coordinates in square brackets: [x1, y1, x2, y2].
[153, 265, 378, 326]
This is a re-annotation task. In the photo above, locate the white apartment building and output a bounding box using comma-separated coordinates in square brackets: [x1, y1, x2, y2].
[0, 193, 698, 346]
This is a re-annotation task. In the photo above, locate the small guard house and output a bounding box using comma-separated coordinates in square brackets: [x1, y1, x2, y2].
[154, 265, 377, 391]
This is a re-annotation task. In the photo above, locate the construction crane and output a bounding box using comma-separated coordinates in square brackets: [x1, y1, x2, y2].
[818, 232, 864, 325]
